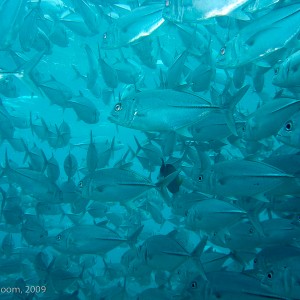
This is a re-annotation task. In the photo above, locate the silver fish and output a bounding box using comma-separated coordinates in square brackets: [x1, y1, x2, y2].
[243, 97, 300, 141]
[101, 4, 165, 49]
[216, 4, 300, 68]
[186, 199, 246, 233]
[79, 167, 162, 203]
[50, 224, 141, 255]
[196, 159, 295, 198]
[163, 0, 249, 23]
[109, 89, 237, 137]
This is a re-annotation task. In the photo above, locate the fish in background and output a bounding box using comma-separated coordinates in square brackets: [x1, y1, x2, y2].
[273, 49, 300, 94]
[159, 159, 181, 194]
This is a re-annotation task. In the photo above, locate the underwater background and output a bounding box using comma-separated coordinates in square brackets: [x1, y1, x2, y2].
[0, 0, 300, 299]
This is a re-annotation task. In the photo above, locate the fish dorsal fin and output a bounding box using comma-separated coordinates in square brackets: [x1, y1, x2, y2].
[166, 229, 177, 239]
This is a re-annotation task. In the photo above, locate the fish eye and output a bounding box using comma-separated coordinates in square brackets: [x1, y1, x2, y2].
[114, 103, 122, 112]
[103, 32, 107, 39]
[191, 281, 197, 289]
[267, 271, 273, 279]
[285, 121, 293, 131]
[254, 258, 257, 264]
[56, 234, 62, 241]
[198, 175, 203, 182]
[220, 47, 226, 56]
[274, 67, 279, 75]
[78, 181, 83, 188]
[248, 227, 254, 234]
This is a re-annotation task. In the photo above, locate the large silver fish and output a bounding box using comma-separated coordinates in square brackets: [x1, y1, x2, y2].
[79, 167, 178, 203]
[50, 224, 142, 254]
[186, 199, 246, 233]
[138, 231, 207, 273]
[216, 3, 300, 68]
[243, 97, 300, 141]
[196, 159, 295, 198]
[184, 271, 284, 299]
[101, 4, 165, 49]
[109, 89, 238, 137]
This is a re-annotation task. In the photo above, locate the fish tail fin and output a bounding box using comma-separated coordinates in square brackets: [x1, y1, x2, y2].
[16, 51, 45, 94]
[71, 64, 86, 81]
[21, 139, 29, 164]
[134, 136, 142, 155]
[247, 208, 266, 237]
[191, 235, 208, 281]
[127, 225, 144, 247]
[222, 84, 250, 136]
[191, 235, 208, 257]
[41, 149, 48, 174]
[156, 170, 180, 189]
[40, 117, 48, 132]
[109, 136, 115, 160]
[29, 112, 34, 136]
[4, 149, 11, 172]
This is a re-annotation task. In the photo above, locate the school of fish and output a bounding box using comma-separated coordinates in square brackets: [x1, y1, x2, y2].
[0, 0, 300, 299]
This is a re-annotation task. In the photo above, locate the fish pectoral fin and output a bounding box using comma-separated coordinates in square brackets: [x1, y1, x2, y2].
[176, 126, 192, 137]
[253, 60, 272, 68]
[161, 250, 187, 257]
[229, 9, 251, 21]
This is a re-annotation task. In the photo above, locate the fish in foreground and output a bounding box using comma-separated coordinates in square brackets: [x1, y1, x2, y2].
[216, 3, 300, 68]
[109, 89, 240, 137]
[79, 167, 179, 203]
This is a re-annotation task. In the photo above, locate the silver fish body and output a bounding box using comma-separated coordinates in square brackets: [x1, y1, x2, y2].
[109, 89, 221, 136]
[217, 4, 300, 68]
[79, 167, 157, 202]
[102, 4, 165, 49]
[196, 159, 295, 198]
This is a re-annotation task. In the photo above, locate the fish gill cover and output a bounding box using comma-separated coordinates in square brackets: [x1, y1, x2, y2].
[0, 0, 300, 299]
